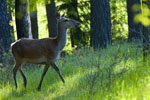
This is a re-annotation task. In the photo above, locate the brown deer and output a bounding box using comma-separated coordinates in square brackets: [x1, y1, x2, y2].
[11, 13, 80, 91]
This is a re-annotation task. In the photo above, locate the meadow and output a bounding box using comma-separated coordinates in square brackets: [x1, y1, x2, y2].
[0, 42, 150, 100]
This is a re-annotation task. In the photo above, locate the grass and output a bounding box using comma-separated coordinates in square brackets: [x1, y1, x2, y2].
[0, 43, 150, 100]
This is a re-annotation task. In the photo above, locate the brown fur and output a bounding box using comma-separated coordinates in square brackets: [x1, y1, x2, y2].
[12, 38, 58, 64]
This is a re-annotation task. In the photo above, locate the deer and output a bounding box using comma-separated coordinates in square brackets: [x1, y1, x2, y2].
[11, 13, 80, 91]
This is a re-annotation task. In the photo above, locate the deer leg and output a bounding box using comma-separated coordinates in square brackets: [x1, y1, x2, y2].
[37, 64, 49, 91]
[51, 63, 65, 83]
[19, 68, 27, 87]
[13, 63, 21, 88]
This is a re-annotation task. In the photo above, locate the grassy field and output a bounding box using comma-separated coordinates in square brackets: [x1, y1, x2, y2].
[0, 43, 150, 100]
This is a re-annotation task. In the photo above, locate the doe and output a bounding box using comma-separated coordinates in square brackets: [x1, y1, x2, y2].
[11, 13, 80, 91]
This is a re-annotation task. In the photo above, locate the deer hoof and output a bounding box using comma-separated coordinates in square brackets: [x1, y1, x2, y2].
[37, 87, 41, 91]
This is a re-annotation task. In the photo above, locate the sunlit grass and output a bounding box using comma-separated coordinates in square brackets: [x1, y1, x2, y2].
[1, 43, 150, 100]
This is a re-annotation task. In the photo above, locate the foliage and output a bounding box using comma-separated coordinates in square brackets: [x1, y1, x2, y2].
[134, 3, 150, 26]
[7, 0, 15, 13]
[77, 0, 90, 34]
[0, 51, 14, 85]
[1, 43, 150, 99]
[110, 0, 128, 41]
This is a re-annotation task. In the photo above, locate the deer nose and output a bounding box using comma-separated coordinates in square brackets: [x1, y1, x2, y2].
[76, 22, 80, 27]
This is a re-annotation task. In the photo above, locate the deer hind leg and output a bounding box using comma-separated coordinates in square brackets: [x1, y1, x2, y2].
[13, 63, 22, 88]
[51, 63, 65, 83]
[37, 64, 49, 91]
[19, 68, 27, 87]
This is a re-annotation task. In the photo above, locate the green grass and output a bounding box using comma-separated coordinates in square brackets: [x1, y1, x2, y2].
[1, 43, 150, 100]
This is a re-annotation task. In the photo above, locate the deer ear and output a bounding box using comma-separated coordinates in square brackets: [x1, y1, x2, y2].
[56, 13, 60, 19]
[61, 13, 65, 17]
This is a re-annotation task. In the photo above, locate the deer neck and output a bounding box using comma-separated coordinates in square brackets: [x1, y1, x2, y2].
[56, 23, 67, 51]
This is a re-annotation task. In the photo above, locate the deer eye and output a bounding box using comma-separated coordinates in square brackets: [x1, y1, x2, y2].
[64, 19, 69, 22]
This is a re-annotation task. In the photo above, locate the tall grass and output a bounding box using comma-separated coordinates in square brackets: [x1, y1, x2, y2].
[0, 43, 150, 100]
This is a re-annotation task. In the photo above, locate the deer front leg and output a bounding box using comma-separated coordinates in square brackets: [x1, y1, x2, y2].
[37, 64, 49, 91]
[51, 63, 65, 83]
[19, 68, 27, 87]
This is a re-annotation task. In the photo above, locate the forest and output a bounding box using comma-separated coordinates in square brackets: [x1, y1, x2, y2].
[0, 0, 150, 99]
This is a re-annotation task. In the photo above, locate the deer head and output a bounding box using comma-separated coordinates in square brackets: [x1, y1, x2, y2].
[56, 13, 80, 28]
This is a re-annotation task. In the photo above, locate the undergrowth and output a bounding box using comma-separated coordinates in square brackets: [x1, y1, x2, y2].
[0, 43, 150, 100]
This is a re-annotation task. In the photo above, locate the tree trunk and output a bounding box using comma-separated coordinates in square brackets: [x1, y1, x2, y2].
[127, 0, 142, 41]
[30, 0, 39, 39]
[106, 0, 112, 43]
[46, 0, 58, 38]
[143, 25, 149, 62]
[0, 0, 11, 61]
[8, 10, 15, 42]
[90, 0, 111, 48]
[15, 0, 31, 39]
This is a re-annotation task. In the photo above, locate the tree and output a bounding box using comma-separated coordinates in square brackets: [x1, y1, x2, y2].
[46, 0, 58, 38]
[0, 0, 11, 52]
[127, 0, 142, 41]
[30, 0, 39, 39]
[0, 0, 11, 61]
[90, 0, 111, 48]
[15, 0, 31, 39]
